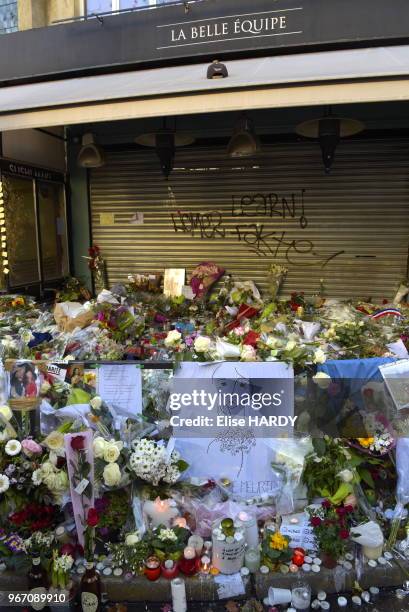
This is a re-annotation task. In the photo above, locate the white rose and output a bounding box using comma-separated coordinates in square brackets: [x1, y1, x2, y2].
[0, 405, 12, 421]
[5, 439, 21, 456]
[93, 437, 107, 459]
[44, 431, 65, 451]
[90, 396, 102, 411]
[103, 443, 120, 463]
[125, 532, 140, 546]
[194, 336, 212, 353]
[312, 371, 332, 389]
[164, 330, 182, 348]
[338, 469, 354, 483]
[103, 462, 121, 487]
[313, 348, 327, 364]
[241, 345, 257, 362]
[285, 340, 296, 351]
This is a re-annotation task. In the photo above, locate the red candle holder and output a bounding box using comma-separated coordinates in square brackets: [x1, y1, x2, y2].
[145, 556, 161, 581]
[161, 559, 179, 579]
[292, 547, 306, 567]
[179, 553, 197, 576]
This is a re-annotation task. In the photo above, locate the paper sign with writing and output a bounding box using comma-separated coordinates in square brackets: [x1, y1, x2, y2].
[279, 519, 317, 551]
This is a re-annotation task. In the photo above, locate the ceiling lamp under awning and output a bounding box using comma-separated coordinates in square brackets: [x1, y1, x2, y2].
[296, 113, 364, 173]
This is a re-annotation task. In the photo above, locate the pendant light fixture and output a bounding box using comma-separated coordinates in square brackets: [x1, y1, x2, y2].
[227, 113, 261, 158]
[135, 121, 195, 179]
[296, 111, 364, 173]
[77, 133, 105, 168]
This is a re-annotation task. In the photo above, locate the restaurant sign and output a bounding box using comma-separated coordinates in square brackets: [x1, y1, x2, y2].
[156, 7, 303, 50]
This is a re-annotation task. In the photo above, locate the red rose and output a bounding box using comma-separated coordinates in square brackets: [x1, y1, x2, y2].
[311, 516, 322, 527]
[321, 500, 331, 509]
[336, 507, 346, 517]
[243, 331, 260, 347]
[70, 435, 86, 451]
[339, 529, 350, 540]
[87, 508, 99, 527]
[344, 505, 354, 514]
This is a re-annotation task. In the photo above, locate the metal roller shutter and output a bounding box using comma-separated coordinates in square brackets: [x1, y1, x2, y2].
[89, 139, 409, 300]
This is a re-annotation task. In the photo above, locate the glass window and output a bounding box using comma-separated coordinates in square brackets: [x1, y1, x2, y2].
[86, 0, 112, 14]
[3, 176, 40, 287]
[37, 182, 69, 282]
[0, 0, 18, 34]
[120, 0, 150, 7]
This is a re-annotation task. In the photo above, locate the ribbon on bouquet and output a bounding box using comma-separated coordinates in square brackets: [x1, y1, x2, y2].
[64, 430, 95, 547]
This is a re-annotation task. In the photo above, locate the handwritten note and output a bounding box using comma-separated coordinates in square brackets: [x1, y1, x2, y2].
[97, 364, 142, 416]
[379, 360, 409, 410]
[279, 515, 317, 551]
[214, 574, 245, 599]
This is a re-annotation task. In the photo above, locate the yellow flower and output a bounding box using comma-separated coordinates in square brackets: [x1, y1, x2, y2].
[357, 437, 375, 448]
[269, 532, 288, 551]
[11, 297, 25, 307]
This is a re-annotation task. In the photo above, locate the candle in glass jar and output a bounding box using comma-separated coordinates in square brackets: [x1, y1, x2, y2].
[292, 547, 305, 567]
[200, 556, 211, 575]
[161, 559, 179, 579]
[143, 497, 179, 528]
[173, 517, 187, 529]
[179, 547, 197, 576]
[244, 547, 260, 573]
[291, 582, 311, 610]
[145, 556, 161, 581]
[188, 534, 204, 556]
[55, 525, 70, 544]
[237, 511, 259, 548]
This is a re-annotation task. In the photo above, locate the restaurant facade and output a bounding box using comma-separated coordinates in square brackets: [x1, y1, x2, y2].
[0, 0, 408, 300]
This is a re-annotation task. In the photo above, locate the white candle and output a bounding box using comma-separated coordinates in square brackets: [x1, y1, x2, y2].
[291, 584, 311, 610]
[171, 577, 187, 612]
[188, 534, 204, 556]
[244, 547, 260, 573]
[183, 546, 196, 560]
[143, 497, 179, 528]
[237, 511, 259, 548]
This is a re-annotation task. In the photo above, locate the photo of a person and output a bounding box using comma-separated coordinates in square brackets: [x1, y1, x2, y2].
[66, 364, 85, 387]
[10, 365, 25, 398]
[24, 367, 38, 397]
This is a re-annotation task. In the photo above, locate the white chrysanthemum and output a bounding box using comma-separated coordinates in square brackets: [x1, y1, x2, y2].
[5, 439, 21, 456]
[0, 473, 10, 493]
[32, 469, 42, 486]
[158, 528, 177, 542]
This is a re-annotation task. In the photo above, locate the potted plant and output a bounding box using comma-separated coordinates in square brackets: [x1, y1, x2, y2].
[261, 530, 292, 571]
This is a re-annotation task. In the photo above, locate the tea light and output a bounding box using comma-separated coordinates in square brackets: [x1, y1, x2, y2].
[351, 595, 362, 607]
[337, 596, 348, 608]
[311, 564, 321, 573]
[302, 563, 311, 572]
[345, 552, 354, 561]
[173, 517, 187, 529]
[304, 555, 313, 564]
[384, 551, 393, 561]
[200, 556, 211, 575]
[103, 567, 112, 576]
[113, 567, 123, 577]
[260, 565, 269, 574]
[317, 591, 327, 601]
[311, 600, 321, 610]
[320, 602, 330, 610]
[368, 559, 377, 568]
[369, 586, 379, 599]
[240, 566, 250, 577]
[145, 556, 161, 581]
[361, 591, 370, 603]
[377, 556, 387, 565]
[143, 497, 179, 528]
[289, 563, 299, 573]
[96, 562, 104, 572]
[313, 557, 322, 565]
[237, 511, 259, 548]
[280, 564, 289, 574]
[343, 561, 353, 571]
[188, 534, 204, 556]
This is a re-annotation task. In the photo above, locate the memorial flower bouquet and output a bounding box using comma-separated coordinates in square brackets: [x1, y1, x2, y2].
[308, 500, 356, 566]
[129, 439, 188, 493]
[106, 537, 151, 574]
[93, 435, 128, 491]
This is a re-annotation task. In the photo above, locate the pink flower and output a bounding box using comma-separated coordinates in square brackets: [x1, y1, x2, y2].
[21, 439, 42, 456]
[233, 326, 245, 337]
